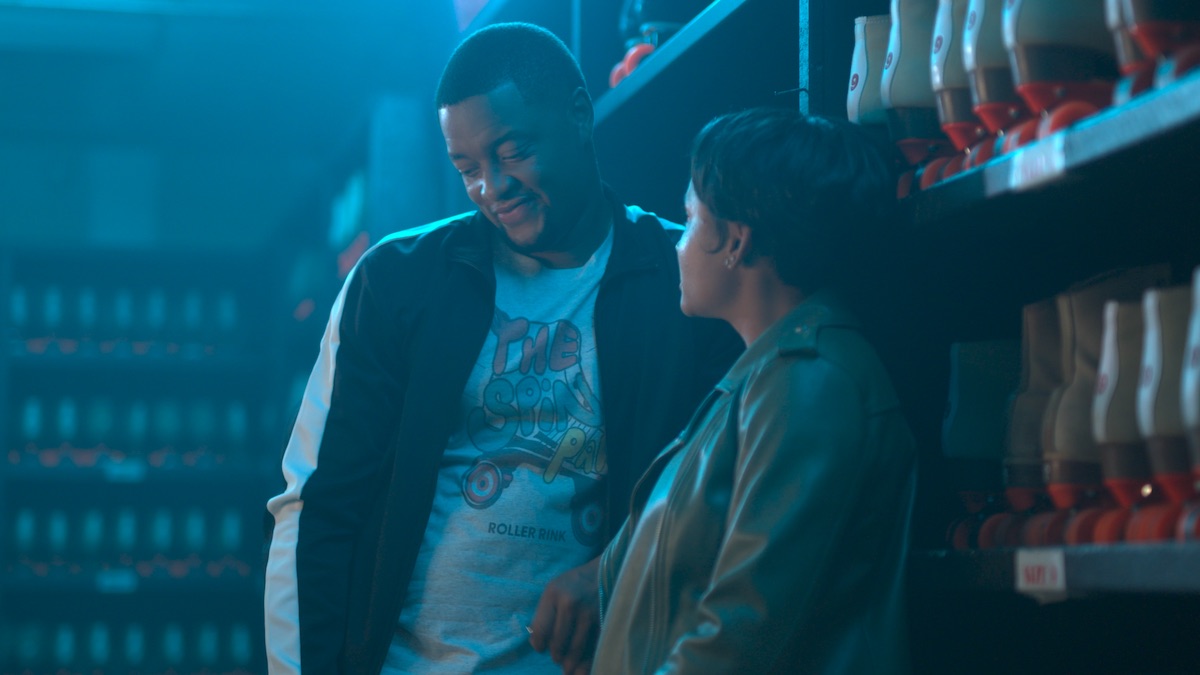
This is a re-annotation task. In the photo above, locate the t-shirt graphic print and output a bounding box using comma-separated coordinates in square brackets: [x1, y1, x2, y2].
[461, 308, 607, 547]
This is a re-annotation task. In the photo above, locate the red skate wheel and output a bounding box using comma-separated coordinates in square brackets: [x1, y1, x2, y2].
[1037, 101, 1100, 140]
[917, 156, 954, 191]
[946, 516, 975, 550]
[1093, 508, 1133, 544]
[978, 512, 1027, 549]
[609, 60, 630, 89]
[1126, 503, 1184, 542]
[978, 513, 1013, 550]
[940, 154, 968, 180]
[1064, 507, 1106, 545]
[1000, 118, 1039, 154]
[965, 136, 999, 169]
[622, 42, 656, 76]
[1022, 510, 1071, 547]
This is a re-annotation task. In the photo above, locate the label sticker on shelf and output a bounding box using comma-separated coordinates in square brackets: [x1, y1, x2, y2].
[103, 458, 147, 483]
[1015, 548, 1067, 603]
[1009, 133, 1066, 191]
[95, 569, 138, 594]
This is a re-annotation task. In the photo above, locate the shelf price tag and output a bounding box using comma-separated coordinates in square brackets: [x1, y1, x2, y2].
[95, 569, 138, 594]
[1009, 133, 1066, 192]
[1015, 548, 1067, 603]
[103, 458, 147, 483]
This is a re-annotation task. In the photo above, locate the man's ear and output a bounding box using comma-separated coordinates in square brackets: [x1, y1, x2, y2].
[568, 86, 594, 145]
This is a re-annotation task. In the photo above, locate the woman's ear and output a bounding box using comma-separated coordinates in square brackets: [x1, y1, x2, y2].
[726, 221, 752, 264]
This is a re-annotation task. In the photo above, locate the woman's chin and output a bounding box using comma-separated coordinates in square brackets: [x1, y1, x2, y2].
[679, 297, 706, 319]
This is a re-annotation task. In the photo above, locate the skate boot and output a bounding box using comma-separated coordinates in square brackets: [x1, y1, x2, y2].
[941, 341, 1022, 549]
[849, 15, 894, 127]
[1179, 267, 1200, 540]
[881, 0, 956, 167]
[932, 0, 989, 181]
[1128, 286, 1195, 541]
[981, 299, 1062, 548]
[963, 0, 1035, 162]
[1090, 301, 1155, 544]
[1108, 0, 1158, 104]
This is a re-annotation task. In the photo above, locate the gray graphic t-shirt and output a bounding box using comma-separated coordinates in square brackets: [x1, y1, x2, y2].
[384, 228, 613, 674]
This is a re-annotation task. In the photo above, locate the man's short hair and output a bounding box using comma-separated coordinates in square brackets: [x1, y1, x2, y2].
[436, 22, 587, 109]
[689, 107, 895, 294]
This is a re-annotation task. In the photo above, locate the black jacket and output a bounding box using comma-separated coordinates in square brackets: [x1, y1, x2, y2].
[264, 194, 742, 674]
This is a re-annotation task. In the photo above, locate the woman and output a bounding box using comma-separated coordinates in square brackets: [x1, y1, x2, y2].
[590, 108, 917, 674]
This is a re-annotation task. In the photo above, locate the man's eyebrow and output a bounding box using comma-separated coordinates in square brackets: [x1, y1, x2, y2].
[491, 130, 532, 149]
[448, 130, 532, 161]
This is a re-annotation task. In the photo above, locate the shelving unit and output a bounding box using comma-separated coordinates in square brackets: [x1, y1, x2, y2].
[911, 544, 1200, 596]
[1, 592, 263, 675]
[593, 0, 800, 221]
[0, 250, 286, 675]
[863, 12, 1200, 675]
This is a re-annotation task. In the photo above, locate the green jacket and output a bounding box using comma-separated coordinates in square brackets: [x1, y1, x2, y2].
[594, 292, 917, 674]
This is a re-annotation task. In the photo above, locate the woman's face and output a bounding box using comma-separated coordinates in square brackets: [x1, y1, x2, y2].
[678, 182, 735, 319]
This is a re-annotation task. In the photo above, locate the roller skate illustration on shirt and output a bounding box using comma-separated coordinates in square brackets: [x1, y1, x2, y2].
[461, 310, 608, 547]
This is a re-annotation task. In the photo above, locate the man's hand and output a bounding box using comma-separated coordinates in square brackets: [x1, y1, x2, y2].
[529, 555, 600, 674]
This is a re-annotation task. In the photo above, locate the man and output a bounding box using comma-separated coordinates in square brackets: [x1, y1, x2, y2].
[264, 23, 740, 675]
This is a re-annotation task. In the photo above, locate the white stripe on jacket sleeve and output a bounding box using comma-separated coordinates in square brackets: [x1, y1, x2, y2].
[263, 275, 352, 675]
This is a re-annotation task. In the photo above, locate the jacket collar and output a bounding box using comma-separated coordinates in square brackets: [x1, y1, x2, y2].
[442, 185, 661, 280]
[718, 290, 861, 391]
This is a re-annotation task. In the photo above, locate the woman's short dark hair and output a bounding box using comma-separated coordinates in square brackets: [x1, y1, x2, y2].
[436, 22, 587, 110]
[690, 107, 896, 294]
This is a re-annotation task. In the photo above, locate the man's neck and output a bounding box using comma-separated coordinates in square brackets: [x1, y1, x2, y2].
[522, 189, 612, 270]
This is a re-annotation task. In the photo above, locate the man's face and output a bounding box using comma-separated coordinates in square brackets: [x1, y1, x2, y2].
[439, 82, 590, 254]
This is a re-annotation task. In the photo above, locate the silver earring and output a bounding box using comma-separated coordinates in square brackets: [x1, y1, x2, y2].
[724, 255, 735, 269]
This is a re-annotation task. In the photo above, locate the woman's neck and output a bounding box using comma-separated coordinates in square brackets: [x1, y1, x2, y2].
[725, 273, 807, 347]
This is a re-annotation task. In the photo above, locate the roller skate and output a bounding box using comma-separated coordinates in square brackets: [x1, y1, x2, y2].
[975, 300, 1063, 548]
[962, 0, 1035, 165]
[1003, 0, 1120, 141]
[941, 341, 1022, 549]
[1122, 0, 1200, 88]
[1091, 301, 1156, 544]
[1127, 286, 1195, 541]
[1107, 0, 1157, 105]
[849, 14, 893, 127]
[927, 0, 990, 183]
[881, 0, 957, 196]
